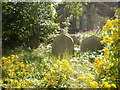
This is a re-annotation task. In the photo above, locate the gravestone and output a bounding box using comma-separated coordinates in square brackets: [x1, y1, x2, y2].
[71, 36, 79, 44]
[80, 35, 103, 52]
[52, 34, 74, 57]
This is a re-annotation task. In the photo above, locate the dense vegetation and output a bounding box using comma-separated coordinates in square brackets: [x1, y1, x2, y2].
[1, 1, 120, 89]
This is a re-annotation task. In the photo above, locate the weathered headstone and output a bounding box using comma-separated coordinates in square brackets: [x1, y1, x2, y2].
[52, 34, 74, 57]
[71, 36, 79, 44]
[80, 35, 103, 52]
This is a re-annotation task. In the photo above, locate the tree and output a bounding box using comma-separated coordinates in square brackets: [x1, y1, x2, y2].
[2, 2, 59, 49]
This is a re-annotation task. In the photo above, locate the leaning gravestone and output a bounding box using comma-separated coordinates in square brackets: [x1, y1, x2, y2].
[80, 35, 103, 52]
[52, 34, 74, 57]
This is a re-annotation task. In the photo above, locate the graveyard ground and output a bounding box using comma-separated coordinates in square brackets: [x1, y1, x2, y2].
[1, 28, 119, 88]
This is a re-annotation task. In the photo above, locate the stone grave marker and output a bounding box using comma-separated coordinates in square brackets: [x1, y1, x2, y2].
[80, 35, 103, 52]
[52, 34, 74, 57]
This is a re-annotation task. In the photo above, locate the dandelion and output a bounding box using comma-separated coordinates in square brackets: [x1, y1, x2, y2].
[89, 81, 98, 87]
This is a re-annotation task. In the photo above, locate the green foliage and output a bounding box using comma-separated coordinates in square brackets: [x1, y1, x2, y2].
[66, 2, 83, 16]
[2, 2, 59, 49]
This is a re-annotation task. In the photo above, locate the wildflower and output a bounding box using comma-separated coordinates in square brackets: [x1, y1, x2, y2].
[77, 76, 87, 80]
[61, 74, 67, 80]
[41, 78, 47, 83]
[19, 62, 24, 67]
[84, 79, 92, 83]
[53, 64, 58, 68]
[102, 82, 108, 85]
[97, 69, 102, 73]
[104, 50, 110, 58]
[50, 69, 56, 73]
[87, 75, 95, 79]
[25, 65, 30, 68]
[104, 84, 111, 88]
[56, 60, 62, 65]
[90, 81, 98, 87]
[110, 83, 117, 88]
[21, 83, 28, 88]
[106, 63, 114, 69]
[42, 73, 49, 77]
[62, 60, 69, 65]
[108, 37, 114, 44]
[11, 55, 16, 59]
[100, 40, 105, 44]
[1, 57, 7, 60]
[102, 82, 111, 88]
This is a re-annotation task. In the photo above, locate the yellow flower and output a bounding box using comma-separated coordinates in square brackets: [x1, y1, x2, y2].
[21, 83, 28, 88]
[61, 74, 67, 80]
[62, 60, 69, 65]
[56, 60, 62, 65]
[77, 76, 87, 80]
[100, 40, 105, 44]
[1, 57, 7, 60]
[104, 50, 110, 58]
[25, 65, 30, 68]
[102, 82, 108, 85]
[19, 62, 24, 67]
[104, 84, 111, 88]
[87, 75, 95, 79]
[42, 73, 49, 77]
[110, 83, 116, 88]
[11, 55, 16, 59]
[102, 82, 111, 88]
[84, 79, 92, 83]
[106, 63, 114, 69]
[90, 81, 98, 87]
[108, 37, 114, 44]
[97, 69, 102, 73]
[54, 64, 58, 68]
[50, 69, 56, 73]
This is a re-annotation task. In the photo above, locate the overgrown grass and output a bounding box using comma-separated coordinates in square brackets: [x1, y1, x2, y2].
[1, 29, 118, 88]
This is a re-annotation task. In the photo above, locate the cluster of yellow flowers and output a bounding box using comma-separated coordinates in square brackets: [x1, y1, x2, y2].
[94, 58, 114, 74]
[94, 18, 120, 88]
[102, 82, 116, 88]
[77, 74, 98, 88]
[2, 55, 33, 88]
[41, 59, 74, 88]
[101, 19, 120, 45]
